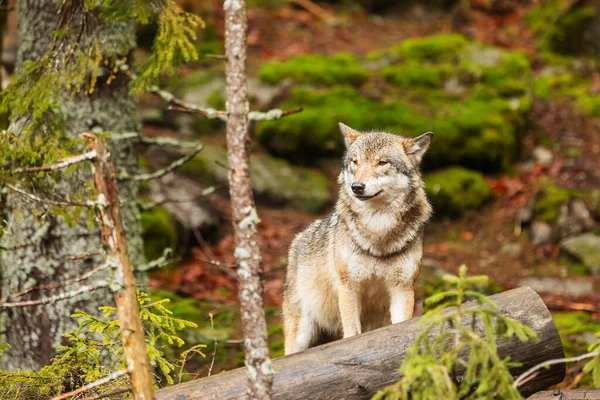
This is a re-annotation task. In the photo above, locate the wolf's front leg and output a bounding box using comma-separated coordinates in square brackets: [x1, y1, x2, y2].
[338, 284, 361, 338]
[389, 285, 415, 324]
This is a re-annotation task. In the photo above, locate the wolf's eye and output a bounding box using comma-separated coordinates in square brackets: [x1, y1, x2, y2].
[378, 160, 388, 166]
[352, 159, 358, 165]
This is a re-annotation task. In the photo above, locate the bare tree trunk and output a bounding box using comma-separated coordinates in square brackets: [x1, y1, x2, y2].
[89, 136, 154, 400]
[224, 0, 273, 398]
[0, 0, 143, 370]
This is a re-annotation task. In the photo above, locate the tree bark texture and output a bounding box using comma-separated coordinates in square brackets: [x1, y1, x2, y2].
[224, 0, 273, 398]
[527, 390, 600, 399]
[154, 287, 565, 400]
[89, 136, 154, 400]
[0, 0, 143, 370]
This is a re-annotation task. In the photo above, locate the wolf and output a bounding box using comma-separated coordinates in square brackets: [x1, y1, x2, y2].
[282, 123, 433, 355]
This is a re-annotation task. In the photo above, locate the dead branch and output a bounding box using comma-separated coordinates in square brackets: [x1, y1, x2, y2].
[139, 186, 216, 212]
[0, 282, 109, 308]
[63, 251, 103, 260]
[125, 70, 302, 121]
[224, 0, 273, 398]
[0, 259, 113, 303]
[81, 387, 132, 400]
[50, 368, 130, 400]
[6, 183, 97, 208]
[136, 248, 177, 272]
[86, 134, 155, 400]
[139, 136, 202, 149]
[121, 143, 203, 182]
[7, 150, 97, 174]
[513, 351, 599, 388]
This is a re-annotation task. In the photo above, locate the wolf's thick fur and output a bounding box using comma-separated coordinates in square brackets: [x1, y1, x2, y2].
[282, 123, 433, 354]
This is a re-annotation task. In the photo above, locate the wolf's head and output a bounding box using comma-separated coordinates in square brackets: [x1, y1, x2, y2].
[338, 123, 432, 202]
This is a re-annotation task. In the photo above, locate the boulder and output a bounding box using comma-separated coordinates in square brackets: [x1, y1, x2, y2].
[424, 166, 493, 218]
[560, 233, 600, 275]
[177, 143, 331, 213]
[530, 220, 552, 246]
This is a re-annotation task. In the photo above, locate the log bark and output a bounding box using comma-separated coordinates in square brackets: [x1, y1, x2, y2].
[155, 287, 565, 400]
[89, 136, 154, 400]
[528, 390, 600, 399]
[224, 0, 273, 398]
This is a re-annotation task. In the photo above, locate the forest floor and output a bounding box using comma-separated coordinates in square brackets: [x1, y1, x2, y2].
[145, 1, 600, 386]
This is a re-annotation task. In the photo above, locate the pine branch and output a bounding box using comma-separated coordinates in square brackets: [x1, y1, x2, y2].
[6, 184, 97, 208]
[0, 282, 109, 308]
[7, 150, 97, 174]
[50, 368, 130, 400]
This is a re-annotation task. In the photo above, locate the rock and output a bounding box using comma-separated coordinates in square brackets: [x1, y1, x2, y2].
[533, 181, 581, 224]
[530, 220, 552, 246]
[501, 242, 522, 257]
[257, 35, 530, 171]
[141, 206, 178, 262]
[177, 144, 331, 213]
[555, 198, 595, 239]
[532, 146, 554, 166]
[519, 276, 594, 297]
[560, 233, 600, 275]
[424, 167, 493, 218]
[148, 174, 220, 231]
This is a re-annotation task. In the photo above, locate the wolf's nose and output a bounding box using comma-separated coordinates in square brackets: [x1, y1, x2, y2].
[351, 182, 365, 195]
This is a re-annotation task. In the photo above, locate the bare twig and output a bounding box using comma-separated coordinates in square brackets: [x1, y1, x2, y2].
[50, 369, 130, 400]
[139, 136, 202, 149]
[81, 387, 132, 400]
[6, 184, 96, 208]
[139, 186, 216, 211]
[63, 251, 103, 260]
[513, 351, 599, 388]
[124, 70, 302, 121]
[289, 0, 337, 23]
[208, 312, 218, 377]
[0, 259, 113, 303]
[1, 282, 109, 308]
[7, 150, 97, 174]
[121, 143, 203, 182]
[136, 248, 178, 272]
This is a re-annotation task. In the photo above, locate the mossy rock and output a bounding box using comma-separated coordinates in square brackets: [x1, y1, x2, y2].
[177, 144, 331, 213]
[259, 53, 368, 86]
[533, 181, 582, 223]
[257, 86, 520, 171]
[141, 206, 178, 262]
[392, 34, 468, 62]
[424, 167, 493, 218]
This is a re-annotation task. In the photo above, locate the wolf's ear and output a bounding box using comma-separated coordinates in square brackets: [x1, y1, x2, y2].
[404, 132, 433, 164]
[339, 123, 361, 147]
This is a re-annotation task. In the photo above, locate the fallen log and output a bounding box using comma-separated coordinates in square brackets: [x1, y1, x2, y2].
[156, 287, 565, 399]
[528, 389, 600, 399]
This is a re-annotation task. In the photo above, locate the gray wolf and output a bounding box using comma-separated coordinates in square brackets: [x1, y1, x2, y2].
[282, 123, 433, 354]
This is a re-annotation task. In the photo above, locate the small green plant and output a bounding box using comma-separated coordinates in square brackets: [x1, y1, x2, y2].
[0, 291, 204, 399]
[374, 266, 538, 400]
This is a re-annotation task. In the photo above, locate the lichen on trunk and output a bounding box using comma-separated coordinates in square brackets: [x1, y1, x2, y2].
[0, 0, 143, 371]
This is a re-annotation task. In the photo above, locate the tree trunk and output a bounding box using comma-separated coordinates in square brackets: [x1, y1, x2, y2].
[224, 0, 273, 398]
[0, 0, 143, 371]
[154, 287, 566, 400]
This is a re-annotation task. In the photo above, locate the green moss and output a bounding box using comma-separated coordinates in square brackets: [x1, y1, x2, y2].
[576, 93, 600, 117]
[393, 34, 468, 62]
[178, 144, 331, 212]
[206, 89, 226, 110]
[141, 206, 178, 261]
[543, 7, 596, 55]
[424, 167, 493, 218]
[552, 312, 600, 357]
[382, 62, 453, 88]
[533, 181, 581, 223]
[259, 53, 368, 86]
